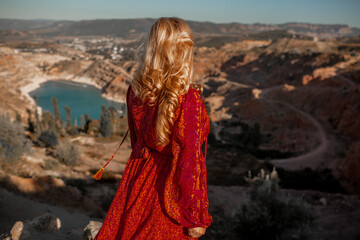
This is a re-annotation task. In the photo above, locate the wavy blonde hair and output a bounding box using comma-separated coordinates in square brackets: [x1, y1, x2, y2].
[131, 17, 203, 147]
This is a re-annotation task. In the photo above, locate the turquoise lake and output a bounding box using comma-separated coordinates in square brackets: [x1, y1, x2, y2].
[29, 80, 126, 124]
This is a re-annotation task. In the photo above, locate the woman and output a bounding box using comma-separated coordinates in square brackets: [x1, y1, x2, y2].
[94, 17, 212, 239]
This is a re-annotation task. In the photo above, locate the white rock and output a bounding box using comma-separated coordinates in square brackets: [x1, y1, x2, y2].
[83, 221, 103, 240]
[10, 221, 31, 240]
[10, 213, 61, 240]
[319, 197, 327, 206]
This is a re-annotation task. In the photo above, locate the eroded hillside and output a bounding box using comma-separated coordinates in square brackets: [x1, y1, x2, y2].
[1, 37, 360, 194]
[0, 34, 360, 239]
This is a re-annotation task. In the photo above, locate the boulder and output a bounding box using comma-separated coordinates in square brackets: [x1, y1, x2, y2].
[83, 221, 102, 240]
[10, 213, 61, 240]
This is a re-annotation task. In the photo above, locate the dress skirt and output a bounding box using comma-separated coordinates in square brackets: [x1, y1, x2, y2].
[94, 149, 197, 240]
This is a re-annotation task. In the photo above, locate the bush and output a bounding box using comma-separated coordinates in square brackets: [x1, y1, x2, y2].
[0, 114, 32, 163]
[207, 205, 237, 240]
[100, 105, 113, 137]
[54, 140, 80, 166]
[42, 158, 60, 170]
[67, 125, 79, 136]
[234, 179, 314, 240]
[37, 130, 59, 147]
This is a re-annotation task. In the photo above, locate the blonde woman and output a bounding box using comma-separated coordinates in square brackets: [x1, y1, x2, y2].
[95, 17, 212, 239]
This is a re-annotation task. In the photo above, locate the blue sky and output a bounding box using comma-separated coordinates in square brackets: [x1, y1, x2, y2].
[0, 0, 359, 27]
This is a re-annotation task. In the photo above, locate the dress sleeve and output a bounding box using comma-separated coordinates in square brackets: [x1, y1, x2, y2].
[170, 89, 212, 228]
[126, 86, 137, 149]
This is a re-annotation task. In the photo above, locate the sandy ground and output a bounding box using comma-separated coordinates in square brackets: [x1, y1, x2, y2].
[2, 184, 360, 239]
[0, 188, 100, 235]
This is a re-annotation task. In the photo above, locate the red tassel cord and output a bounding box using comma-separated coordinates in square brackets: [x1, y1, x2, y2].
[93, 129, 129, 180]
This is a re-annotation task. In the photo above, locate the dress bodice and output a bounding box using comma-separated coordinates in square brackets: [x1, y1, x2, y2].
[126, 85, 210, 159]
[126, 84, 212, 228]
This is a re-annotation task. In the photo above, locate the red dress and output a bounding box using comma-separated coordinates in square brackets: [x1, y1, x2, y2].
[94, 85, 212, 239]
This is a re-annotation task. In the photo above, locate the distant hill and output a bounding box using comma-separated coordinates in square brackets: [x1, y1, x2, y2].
[0, 18, 359, 40]
[0, 18, 57, 30]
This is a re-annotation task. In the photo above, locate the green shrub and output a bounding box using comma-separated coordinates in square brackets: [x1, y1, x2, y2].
[100, 105, 114, 137]
[0, 114, 33, 163]
[67, 125, 79, 136]
[234, 179, 314, 240]
[64, 105, 72, 127]
[54, 140, 80, 166]
[42, 158, 60, 170]
[41, 110, 56, 133]
[37, 130, 59, 147]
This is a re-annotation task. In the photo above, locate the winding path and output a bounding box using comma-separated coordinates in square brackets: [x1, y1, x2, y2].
[257, 74, 358, 169]
[212, 73, 356, 170]
[258, 86, 328, 170]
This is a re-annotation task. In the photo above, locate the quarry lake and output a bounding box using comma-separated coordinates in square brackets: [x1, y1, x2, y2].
[29, 80, 126, 124]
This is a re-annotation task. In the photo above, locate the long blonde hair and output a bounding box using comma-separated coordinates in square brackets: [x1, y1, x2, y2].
[131, 17, 203, 147]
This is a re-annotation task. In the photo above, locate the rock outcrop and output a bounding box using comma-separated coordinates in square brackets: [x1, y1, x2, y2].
[83, 221, 102, 240]
[10, 213, 61, 240]
[1, 35, 359, 194]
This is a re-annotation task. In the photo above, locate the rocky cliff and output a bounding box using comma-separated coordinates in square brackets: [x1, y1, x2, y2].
[1, 35, 359, 195]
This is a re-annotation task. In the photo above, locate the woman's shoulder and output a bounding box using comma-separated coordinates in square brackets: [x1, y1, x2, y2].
[185, 86, 202, 103]
[179, 86, 206, 116]
[127, 84, 142, 105]
[127, 84, 133, 99]
[128, 84, 135, 96]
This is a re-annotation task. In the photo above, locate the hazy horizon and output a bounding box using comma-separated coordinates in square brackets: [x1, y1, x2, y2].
[0, 0, 359, 28]
[1, 16, 359, 29]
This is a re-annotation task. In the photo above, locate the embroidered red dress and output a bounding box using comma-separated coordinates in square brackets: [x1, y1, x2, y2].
[94, 85, 212, 240]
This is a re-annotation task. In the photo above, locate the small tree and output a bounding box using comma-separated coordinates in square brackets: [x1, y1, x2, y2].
[51, 97, 61, 120]
[37, 130, 59, 147]
[84, 114, 91, 133]
[26, 108, 35, 133]
[41, 110, 56, 132]
[80, 115, 85, 129]
[235, 177, 314, 240]
[51, 97, 63, 132]
[33, 95, 41, 135]
[0, 114, 33, 163]
[54, 140, 80, 166]
[100, 105, 113, 137]
[64, 105, 72, 128]
[67, 125, 79, 136]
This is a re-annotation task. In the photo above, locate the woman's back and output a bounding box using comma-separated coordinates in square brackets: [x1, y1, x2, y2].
[95, 84, 212, 239]
[95, 17, 212, 239]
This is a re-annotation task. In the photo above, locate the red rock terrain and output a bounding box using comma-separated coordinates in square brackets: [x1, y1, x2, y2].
[0, 35, 360, 238]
